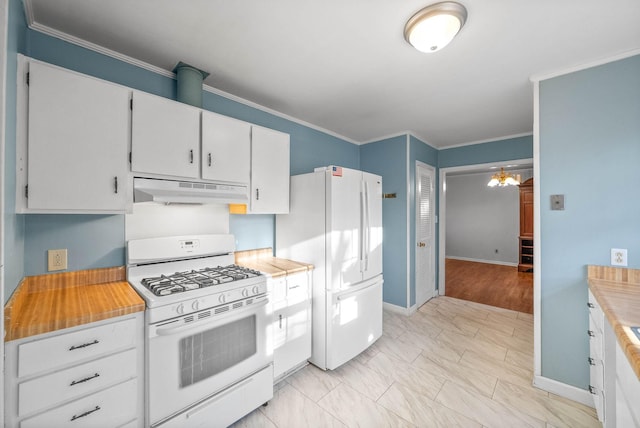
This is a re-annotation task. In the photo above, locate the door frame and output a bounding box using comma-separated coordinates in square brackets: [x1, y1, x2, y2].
[0, 0, 8, 418]
[415, 161, 436, 307]
[437, 157, 533, 296]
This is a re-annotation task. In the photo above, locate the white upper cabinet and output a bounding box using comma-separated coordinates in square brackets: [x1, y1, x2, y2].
[25, 61, 130, 212]
[250, 126, 290, 214]
[131, 91, 201, 179]
[201, 111, 250, 184]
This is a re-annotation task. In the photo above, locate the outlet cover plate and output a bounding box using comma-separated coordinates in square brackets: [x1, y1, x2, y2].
[611, 248, 627, 267]
[48, 249, 67, 271]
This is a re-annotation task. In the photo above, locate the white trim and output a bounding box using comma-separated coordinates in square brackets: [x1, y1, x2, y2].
[533, 375, 595, 408]
[445, 256, 518, 268]
[0, 0, 8, 419]
[405, 135, 411, 309]
[532, 80, 542, 378]
[437, 157, 534, 297]
[440, 132, 534, 150]
[23, 18, 360, 146]
[530, 48, 640, 82]
[360, 131, 411, 146]
[383, 302, 417, 316]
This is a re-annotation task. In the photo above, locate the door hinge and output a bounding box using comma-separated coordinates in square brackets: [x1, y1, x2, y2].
[26, 72, 29, 86]
[25, 185, 28, 198]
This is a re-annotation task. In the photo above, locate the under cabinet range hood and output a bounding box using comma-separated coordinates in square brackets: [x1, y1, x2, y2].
[133, 177, 248, 205]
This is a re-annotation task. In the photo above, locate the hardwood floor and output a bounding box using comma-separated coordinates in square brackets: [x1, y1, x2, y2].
[445, 258, 534, 314]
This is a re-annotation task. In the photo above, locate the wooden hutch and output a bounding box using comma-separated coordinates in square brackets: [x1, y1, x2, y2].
[518, 178, 534, 272]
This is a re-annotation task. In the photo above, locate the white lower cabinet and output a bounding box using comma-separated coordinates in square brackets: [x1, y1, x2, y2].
[615, 342, 640, 428]
[4, 313, 144, 428]
[270, 272, 312, 381]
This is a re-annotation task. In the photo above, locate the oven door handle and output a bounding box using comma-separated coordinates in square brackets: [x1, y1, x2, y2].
[154, 297, 269, 337]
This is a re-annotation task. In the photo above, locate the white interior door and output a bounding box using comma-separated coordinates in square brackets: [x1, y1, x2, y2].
[416, 162, 436, 307]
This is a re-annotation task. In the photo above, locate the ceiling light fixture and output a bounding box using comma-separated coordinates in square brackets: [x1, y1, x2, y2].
[404, 2, 467, 53]
[488, 168, 521, 187]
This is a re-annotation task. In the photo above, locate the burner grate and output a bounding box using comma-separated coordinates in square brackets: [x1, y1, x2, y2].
[140, 265, 262, 296]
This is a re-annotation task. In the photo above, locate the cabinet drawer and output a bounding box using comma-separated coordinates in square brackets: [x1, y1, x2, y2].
[286, 273, 310, 306]
[18, 349, 137, 417]
[18, 318, 137, 378]
[20, 378, 137, 428]
[269, 277, 288, 309]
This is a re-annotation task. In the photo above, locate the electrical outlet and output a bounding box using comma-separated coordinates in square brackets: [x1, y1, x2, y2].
[611, 248, 627, 267]
[48, 249, 67, 271]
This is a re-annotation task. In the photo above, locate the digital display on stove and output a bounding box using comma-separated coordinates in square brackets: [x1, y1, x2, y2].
[180, 239, 199, 250]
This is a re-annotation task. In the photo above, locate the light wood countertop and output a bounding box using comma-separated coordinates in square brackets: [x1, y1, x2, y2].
[235, 248, 313, 278]
[5, 266, 144, 342]
[588, 265, 640, 380]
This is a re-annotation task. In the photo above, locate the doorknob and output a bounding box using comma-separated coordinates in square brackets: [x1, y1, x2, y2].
[418, 242, 426, 247]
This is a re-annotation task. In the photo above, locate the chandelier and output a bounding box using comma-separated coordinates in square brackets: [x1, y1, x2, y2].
[487, 168, 521, 187]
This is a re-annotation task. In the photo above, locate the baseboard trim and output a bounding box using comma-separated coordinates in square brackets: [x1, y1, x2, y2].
[533, 375, 595, 408]
[446, 256, 518, 268]
[383, 302, 413, 315]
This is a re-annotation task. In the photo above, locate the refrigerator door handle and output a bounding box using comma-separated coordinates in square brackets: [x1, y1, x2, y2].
[364, 180, 370, 272]
[360, 180, 366, 271]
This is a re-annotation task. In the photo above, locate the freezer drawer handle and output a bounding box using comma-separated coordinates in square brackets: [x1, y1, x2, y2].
[70, 372, 100, 386]
[69, 339, 99, 351]
[70, 405, 101, 422]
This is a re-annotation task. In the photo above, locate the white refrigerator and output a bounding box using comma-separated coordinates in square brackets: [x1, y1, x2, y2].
[276, 166, 383, 370]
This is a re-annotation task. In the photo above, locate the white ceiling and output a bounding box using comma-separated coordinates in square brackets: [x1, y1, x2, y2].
[24, 0, 640, 148]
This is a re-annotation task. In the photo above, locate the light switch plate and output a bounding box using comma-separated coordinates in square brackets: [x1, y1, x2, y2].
[611, 248, 627, 267]
[550, 194, 564, 210]
[48, 249, 67, 271]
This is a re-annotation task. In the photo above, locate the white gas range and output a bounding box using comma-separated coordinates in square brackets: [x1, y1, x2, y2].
[127, 234, 273, 428]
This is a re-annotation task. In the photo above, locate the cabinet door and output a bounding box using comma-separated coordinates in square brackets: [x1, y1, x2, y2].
[201, 111, 250, 183]
[27, 62, 129, 211]
[250, 126, 290, 214]
[131, 91, 200, 179]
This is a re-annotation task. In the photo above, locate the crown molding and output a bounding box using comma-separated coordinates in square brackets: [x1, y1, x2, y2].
[530, 48, 640, 82]
[441, 132, 533, 150]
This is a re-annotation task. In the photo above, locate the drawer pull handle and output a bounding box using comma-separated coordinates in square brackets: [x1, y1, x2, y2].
[69, 339, 99, 351]
[587, 302, 595, 308]
[279, 314, 283, 329]
[588, 385, 597, 395]
[587, 330, 595, 337]
[189, 149, 194, 164]
[208, 153, 212, 167]
[70, 372, 100, 386]
[70, 405, 101, 421]
[588, 357, 595, 366]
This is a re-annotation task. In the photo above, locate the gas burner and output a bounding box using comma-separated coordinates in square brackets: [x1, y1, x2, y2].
[140, 265, 262, 297]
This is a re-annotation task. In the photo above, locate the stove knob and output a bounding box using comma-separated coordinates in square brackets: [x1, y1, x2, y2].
[176, 303, 184, 315]
[192, 300, 200, 311]
[218, 294, 226, 304]
[242, 288, 249, 298]
[252, 286, 260, 295]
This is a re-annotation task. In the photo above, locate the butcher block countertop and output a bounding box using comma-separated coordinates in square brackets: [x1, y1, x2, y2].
[235, 248, 313, 278]
[588, 265, 640, 380]
[4, 266, 144, 342]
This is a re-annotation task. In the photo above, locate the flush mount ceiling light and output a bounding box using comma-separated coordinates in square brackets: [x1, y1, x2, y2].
[488, 168, 521, 187]
[404, 2, 467, 53]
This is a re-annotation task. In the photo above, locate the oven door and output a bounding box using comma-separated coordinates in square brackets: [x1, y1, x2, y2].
[147, 295, 272, 426]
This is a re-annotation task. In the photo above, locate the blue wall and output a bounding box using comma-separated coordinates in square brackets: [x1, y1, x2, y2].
[538, 54, 640, 388]
[439, 134, 533, 168]
[360, 135, 408, 306]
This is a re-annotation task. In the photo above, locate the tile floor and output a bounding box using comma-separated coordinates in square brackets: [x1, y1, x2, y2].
[231, 296, 600, 428]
